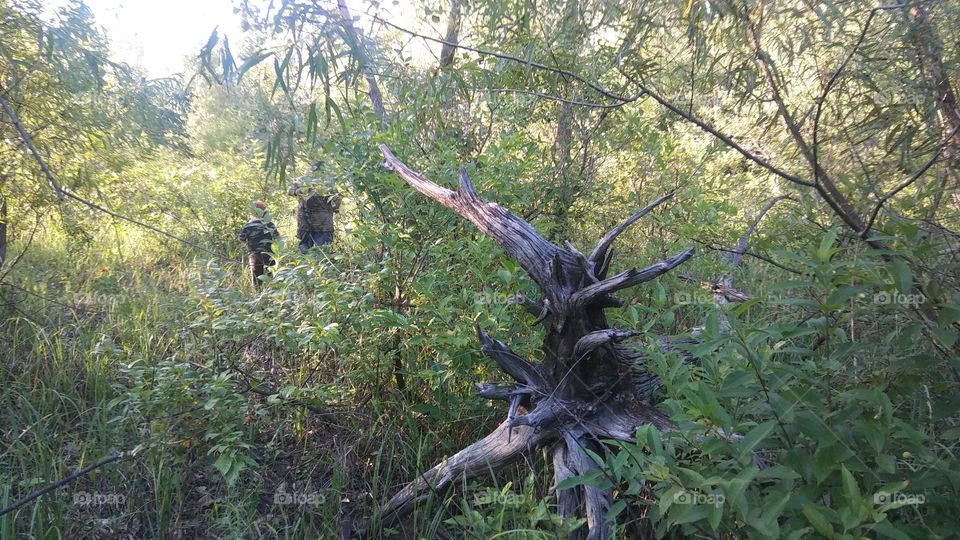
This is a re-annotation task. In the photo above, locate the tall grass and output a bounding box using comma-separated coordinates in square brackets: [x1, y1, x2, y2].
[0, 230, 540, 538]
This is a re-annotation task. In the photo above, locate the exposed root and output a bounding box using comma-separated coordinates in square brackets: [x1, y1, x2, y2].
[367, 420, 555, 534]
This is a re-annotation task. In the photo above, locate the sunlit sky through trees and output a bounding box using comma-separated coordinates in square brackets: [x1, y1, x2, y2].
[45, 0, 438, 78]
[47, 0, 244, 78]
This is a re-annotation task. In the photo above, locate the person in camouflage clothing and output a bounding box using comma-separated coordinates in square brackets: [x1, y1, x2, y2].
[287, 162, 341, 253]
[237, 200, 279, 288]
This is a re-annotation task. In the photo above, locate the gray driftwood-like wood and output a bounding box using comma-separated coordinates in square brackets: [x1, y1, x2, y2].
[368, 144, 693, 539]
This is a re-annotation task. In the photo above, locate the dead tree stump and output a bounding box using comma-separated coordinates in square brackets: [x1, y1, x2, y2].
[362, 145, 694, 539]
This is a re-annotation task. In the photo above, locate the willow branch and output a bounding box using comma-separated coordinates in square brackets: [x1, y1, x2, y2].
[371, 15, 636, 104]
[862, 122, 960, 237]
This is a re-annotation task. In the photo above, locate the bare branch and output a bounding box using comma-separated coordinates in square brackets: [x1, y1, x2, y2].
[573, 329, 639, 360]
[0, 92, 64, 199]
[373, 421, 554, 529]
[589, 193, 673, 265]
[571, 247, 695, 307]
[594, 246, 615, 280]
[477, 325, 546, 388]
[691, 238, 802, 274]
[483, 88, 635, 109]
[0, 452, 126, 517]
[508, 292, 544, 317]
[475, 382, 530, 401]
[379, 144, 563, 288]
[720, 195, 793, 285]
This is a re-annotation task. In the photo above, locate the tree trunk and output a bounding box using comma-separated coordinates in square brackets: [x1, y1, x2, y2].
[906, 4, 960, 218]
[548, 0, 585, 241]
[438, 0, 462, 69]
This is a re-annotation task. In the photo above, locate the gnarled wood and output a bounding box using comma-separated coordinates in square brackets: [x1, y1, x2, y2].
[508, 292, 544, 317]
[369, 146, 693, 538]
[571, 247, 695, 308]
[574, 329, 639, 360]
[477, 326, 545, 388]
[332, 5, 696, 536]
[475, 383, 528, 401]
[552, 442, 583, 521]
[563, 433, 613, 540]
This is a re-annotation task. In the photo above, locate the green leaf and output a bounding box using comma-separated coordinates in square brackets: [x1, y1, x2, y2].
[213, 453, 234, 479]
[931, 325, 958, 348]
[801, 503, 835, 538]
[825, 285, 865, 308]
[871, 520, 913, 540]
[890, 258, 912, 295]
[739, 420, 776, 457]
[840, 465, 860, 502]
[817, 229, 838, 262]
[237, 49, 272, 80]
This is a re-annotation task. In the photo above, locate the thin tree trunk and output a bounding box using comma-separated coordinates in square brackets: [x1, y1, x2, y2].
[0, 195, 7, 268]
[908, 5, 960, 155]
[907, 4, 960, 222]
[336, 0, 385, 123]
[549, 0, 585, 240]
[439, 0, 462, 69]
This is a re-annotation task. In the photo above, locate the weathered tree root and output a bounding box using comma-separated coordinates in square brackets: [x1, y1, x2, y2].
[347, 147, 694, 539]
[362, 400, 673, 539]
[375, 421, 554, 529]
[351, 151, 787, 538]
